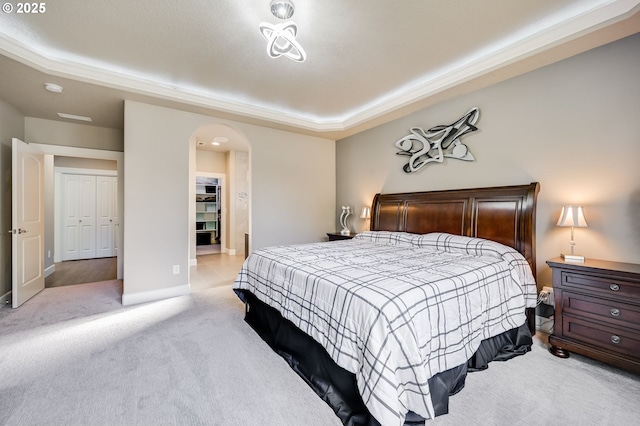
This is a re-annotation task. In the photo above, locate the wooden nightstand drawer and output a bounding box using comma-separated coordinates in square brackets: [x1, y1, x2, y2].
[563, 315, 640, 359]
[563, 292, 640, 331]
[547, 257, 640, 373]
[561, 271, 640, 298]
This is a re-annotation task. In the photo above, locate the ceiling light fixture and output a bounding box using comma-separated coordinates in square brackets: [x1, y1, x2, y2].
[259, 0, 306, 63]
[270, 0, 295, 19]
[44, 83, 63, 93]
[57, 112, 92, 122]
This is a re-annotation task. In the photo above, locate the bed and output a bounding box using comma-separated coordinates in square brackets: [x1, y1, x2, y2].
[233, 182, 540, 426]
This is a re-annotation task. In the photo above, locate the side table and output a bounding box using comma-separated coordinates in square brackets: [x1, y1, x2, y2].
[326, 232, 357, 241]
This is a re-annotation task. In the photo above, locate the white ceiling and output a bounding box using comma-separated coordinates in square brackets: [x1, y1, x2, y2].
[0, 0, 638, 141]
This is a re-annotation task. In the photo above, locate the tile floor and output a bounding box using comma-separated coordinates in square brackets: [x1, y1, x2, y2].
[189, 253, 246, 291]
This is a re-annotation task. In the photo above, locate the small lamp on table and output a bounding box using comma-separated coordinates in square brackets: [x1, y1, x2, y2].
[360, 206, 371, 230]
[557, 205, 588, 262]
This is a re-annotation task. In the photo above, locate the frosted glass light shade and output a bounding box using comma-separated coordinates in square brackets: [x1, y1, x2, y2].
[270, 0, 295, 19]
[360, 207, 371, 219]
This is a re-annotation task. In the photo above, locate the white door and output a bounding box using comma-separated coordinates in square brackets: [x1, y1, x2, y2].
[11, 138, 45, 308]
[77, 175, 96, 259]
[61, 174, 80, 260]
[112, 178, 119, 257]
[96, 176, 115, 257]
[61, 174, 97, 260]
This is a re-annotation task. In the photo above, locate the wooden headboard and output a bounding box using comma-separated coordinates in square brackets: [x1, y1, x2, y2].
[371, 182, 540, 280]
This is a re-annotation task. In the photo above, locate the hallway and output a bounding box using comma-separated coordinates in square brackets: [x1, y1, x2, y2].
[190, 253, 245, 291]
[45, 257, 117, 288]
[44, 253, 245, 291]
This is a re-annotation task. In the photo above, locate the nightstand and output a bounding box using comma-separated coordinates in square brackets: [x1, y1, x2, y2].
[547, 257, 640, 373]
[326, 232, 357, 241]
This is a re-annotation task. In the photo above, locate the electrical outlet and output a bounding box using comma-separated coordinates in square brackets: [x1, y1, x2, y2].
[542, 286, 554, 306]
[172, 265, 180, 274]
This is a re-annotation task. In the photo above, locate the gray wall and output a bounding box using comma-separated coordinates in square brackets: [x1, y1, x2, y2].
[124, 100, 335, 303]
[25, 117, 123, 152]
[0, 99, 25, 305]
[232, 151, 249, 257]
[195, 150, 226, 174]
[54, 156, 117, 170]
[2, 98, 335, 306]
[336, 33, 640, 288]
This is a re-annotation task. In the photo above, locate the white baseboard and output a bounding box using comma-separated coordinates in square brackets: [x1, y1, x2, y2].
[226, 248, 236, 255]
[190, 258, 197, 267]
[45, 264, 56, 278]
[121, 284, 190, 306]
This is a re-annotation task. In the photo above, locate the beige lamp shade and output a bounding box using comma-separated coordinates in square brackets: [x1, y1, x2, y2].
[360, 206, 371, 219]
[557, 205, 588, 228]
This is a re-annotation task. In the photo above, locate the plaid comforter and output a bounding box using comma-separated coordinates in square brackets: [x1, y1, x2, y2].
[233, 232, 536, 426]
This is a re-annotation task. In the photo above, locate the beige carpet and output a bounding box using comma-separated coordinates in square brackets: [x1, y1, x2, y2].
[1, 280, 639, 425]
[0, 281, 341, 426]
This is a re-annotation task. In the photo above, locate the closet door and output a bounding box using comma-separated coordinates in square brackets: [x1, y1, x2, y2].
[61, 174, 96, 260]
[77, 175, 97, 259]
[112, 177, 119, 256]
[61, 174, 80, 261]
[96, 176, 115, 258]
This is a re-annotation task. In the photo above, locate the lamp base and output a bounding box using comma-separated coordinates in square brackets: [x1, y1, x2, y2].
[340, 228, 351, 236]
[561, 253, 585, 263]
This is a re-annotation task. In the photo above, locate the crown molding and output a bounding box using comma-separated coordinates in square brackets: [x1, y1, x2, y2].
[338, 0, 640, 131]
[0, 0, 637, 134]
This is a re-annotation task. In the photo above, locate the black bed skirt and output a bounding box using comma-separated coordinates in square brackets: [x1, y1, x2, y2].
[238, 290, 533, 426]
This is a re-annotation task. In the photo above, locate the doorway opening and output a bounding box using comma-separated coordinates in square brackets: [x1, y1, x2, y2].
[189, 124, 250, 293]
[35, 144, 123, 290]
[189, 124, 250, 269]
[196, 174, 223, 256]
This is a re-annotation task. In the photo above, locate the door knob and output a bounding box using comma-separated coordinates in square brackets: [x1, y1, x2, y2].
[8, 229, 27, 234]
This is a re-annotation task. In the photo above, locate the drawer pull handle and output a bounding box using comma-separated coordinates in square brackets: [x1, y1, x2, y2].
[610, 308, 620, 317]
[610, 335, 621, 344]
[609, 284, 620, 291]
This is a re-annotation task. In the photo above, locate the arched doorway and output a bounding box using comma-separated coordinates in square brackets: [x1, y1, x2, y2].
[188, 123, 251, 268]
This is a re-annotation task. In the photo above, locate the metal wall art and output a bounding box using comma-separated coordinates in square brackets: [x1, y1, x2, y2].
[395, 107, 480, 173]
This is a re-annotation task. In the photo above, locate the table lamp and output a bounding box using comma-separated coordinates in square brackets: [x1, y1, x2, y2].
[557, 205, 588, 262]
[360, 206, 371, 230]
